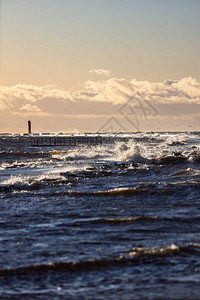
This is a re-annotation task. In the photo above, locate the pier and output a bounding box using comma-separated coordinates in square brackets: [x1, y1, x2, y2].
[27, 120, 116, 147]
[31, 135, 106, 146]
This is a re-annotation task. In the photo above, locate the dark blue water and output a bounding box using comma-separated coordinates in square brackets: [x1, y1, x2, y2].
[0, 132, 200, 299]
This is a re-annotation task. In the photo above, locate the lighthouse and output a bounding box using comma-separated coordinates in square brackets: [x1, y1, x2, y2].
[28, 120, 31, 134]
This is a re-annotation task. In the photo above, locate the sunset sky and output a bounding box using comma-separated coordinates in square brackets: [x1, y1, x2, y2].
[0, 0, 200, 133]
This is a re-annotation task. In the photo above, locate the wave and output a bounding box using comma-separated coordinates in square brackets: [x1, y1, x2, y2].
[164, 134, 187, 146]
[91, 216, 158, 224]
[113, 141, 146, 163]
[189, 154, 200, 163]
[2, 138, 198, 171]
[0, 172, 68, 192]
[90, 215, 200, 225]
[151, 155, 187, 165]
[127, 243, 200, 258]
[0, 151, 50, 159]
[51, 145, 106, 161]
[172, 168, 200, 177]
[55, 145, 200, 166]
[50, 139, 199, 167]
[50, 141, 146, 164]
[69, 187, 143, 196]
[1, 243, 199, 275]
[1, 173, 199, 194]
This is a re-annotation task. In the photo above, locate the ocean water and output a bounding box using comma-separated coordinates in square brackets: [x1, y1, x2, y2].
[0, 132, 200, 300]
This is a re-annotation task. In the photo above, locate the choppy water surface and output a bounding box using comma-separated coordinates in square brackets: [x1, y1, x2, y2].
[0, 132, 200, 299]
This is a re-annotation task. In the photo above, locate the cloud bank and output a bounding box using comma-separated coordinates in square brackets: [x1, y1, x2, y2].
[1, 77, 200, 111]
[0, 77, 200, 132]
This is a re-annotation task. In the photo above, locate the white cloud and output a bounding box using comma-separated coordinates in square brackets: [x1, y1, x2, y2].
[0, 84, 74, 107]
[82, 77, 200, 105]
[0, 77, 200, 117]
[89, 68, 111, 76]
[19, 104, 41, 112]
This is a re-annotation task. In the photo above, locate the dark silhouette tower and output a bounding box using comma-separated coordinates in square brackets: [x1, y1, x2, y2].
[28, 120, 31, 134]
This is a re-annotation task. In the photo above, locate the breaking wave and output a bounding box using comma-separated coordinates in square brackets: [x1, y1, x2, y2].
[50, 141, 146, 163]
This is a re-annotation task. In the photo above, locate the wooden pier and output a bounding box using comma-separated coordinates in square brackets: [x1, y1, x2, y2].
[31, 135, 105, 146]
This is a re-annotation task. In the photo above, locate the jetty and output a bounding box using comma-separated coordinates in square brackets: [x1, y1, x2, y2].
[25, 120, 114, 146]
[31, 135, 105, 146]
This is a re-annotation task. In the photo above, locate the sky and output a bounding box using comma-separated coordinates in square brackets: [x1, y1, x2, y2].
[0, 0, 200, 133]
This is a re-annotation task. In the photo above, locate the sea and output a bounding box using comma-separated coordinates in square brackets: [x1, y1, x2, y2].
[0, 132, 200, 300]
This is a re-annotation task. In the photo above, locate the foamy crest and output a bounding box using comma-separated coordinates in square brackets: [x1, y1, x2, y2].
[128, 243, 180, 257]
[51, 145, 107, 161]
[114, 141, 145, 162]
[37, 172, 66, 182]
[1, 174, 30, 186]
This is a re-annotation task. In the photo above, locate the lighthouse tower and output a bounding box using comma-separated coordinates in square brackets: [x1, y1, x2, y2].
[28, 120, 31, 134]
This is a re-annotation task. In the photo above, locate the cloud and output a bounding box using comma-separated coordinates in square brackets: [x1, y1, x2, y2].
[1, 76, 200, 132]
[0, 84, 74, 108]
[89, 68, 111, 76]
[19, 104, 41, 112]
[13, 111, 50, 117]
[0, 77, 200, 119]
[83, 77, 200, 105]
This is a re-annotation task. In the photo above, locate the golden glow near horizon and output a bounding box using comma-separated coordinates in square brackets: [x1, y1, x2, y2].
[0, 0, 200, 132]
